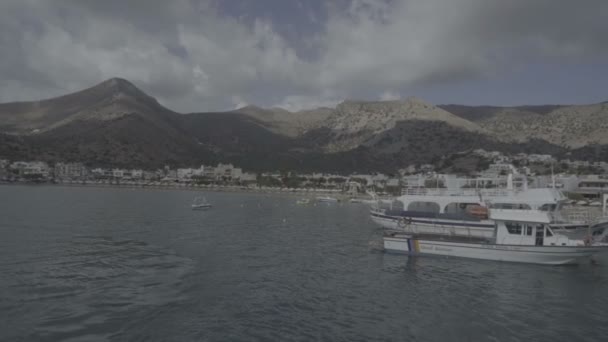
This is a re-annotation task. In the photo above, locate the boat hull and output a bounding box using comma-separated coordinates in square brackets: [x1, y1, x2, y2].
[383, 233, 605, 265]
[192, 204, 212, 210]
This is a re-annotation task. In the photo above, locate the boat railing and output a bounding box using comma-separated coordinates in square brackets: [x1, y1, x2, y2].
[401, 188, 518, 197]
[591, 215, 608, 226]
[555, 207, 603, 224]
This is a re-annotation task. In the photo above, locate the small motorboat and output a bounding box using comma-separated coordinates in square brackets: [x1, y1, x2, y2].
[316, 196, 338, 203]
[296, 198, 311, 205]
[192, 196, 212, 210]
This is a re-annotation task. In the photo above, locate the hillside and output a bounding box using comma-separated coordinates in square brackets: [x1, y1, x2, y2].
[231, 105, 331, 137]
[0, 78, 182, 135]
[0, 77, 604, 172]
[440, 103, 608, 148]
[317, 97, 484, 152]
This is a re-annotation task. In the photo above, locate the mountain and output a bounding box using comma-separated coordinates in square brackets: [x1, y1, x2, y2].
[439, 104, 564, 122]
[231, 105, 331, 137]
[0, 78, 180, 134]
[0, 77, 603, 173]
[317, 97, 484, 152]
[0, 78, 207, 167]
[440, 102, 608, 148]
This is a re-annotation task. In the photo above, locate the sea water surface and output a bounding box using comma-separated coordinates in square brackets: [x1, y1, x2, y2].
[1, 185, 607, 342]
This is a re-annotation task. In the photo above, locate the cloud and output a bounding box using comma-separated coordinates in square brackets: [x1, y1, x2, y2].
[231, 96, 249, 110]
[379, 91, 401, 101]
[0, 0, 607, 112]
[273, 95, 343, 112]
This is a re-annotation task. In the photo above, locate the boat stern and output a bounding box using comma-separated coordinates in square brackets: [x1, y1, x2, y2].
[383, 232, 418, 254]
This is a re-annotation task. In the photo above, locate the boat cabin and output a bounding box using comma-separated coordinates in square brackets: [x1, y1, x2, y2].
[379, 187, 568, 222]
[491, 209, 581, 247]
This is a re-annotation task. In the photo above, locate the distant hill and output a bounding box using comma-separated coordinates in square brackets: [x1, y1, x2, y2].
[0, 77, 605, 172]
[440, 103, 608, 148]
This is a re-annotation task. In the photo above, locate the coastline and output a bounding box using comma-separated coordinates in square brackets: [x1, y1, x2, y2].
[0, 181, 372, 200]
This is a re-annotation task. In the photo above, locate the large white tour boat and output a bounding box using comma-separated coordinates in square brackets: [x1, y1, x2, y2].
[371, 176, 608, 241]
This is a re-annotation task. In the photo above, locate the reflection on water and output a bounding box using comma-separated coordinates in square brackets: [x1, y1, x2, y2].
[0, 185, 607, 341]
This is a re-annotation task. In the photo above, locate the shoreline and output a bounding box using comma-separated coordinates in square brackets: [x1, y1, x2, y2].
[0, 181, 374, 200]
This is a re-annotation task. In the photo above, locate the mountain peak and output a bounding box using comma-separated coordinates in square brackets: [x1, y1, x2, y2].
[96, 77, 146, 97]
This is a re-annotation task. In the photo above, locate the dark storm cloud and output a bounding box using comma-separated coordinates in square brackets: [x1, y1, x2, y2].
[0, 0, 607, 111]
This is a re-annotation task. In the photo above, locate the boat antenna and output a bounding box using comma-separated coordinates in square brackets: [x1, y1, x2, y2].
[551, 163, 556, 189]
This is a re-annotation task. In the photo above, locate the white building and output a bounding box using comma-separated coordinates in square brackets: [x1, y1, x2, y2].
[177, 168, 195, 180]
[528, 154, 555, 163]
[481, 163, 518, 178]
[130, 169, 143, 179]
[214, 163, 243, 180]
[112, 169, 125, 178]
[54, 162, 87, 179]
[10, 161, 50, 177]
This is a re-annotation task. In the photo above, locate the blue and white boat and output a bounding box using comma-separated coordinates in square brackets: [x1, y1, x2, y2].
[383, 209, 608, 265]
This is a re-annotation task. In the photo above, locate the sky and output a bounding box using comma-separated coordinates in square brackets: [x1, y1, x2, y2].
[1, 0, 608, 112]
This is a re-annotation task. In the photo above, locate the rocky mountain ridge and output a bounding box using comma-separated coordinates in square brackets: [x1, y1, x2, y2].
[1, 77, 606, 172]
[440, 102, 608, 148]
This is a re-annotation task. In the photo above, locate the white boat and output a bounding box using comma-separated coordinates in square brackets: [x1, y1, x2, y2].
[191, 196, 212, 210]
[349, 198, 364, 203]
[370, 180, 606, 240]
[296, 198, 311, 205]
[383, 209, 608, 265]
[316, 196, 338, 203]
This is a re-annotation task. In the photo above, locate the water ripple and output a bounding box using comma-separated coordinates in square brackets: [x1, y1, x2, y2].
[1, 186, 607, 341]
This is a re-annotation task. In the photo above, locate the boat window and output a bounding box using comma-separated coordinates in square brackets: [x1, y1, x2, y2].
[407, 201, 440, 213]
[505, 222, 523, 235]
[444, 202, 480, 214]
[544, 226, 553, 237]
[526, 225, 533, 236]
[539, 203, 557, 212]
[391, 200, 405, 211]
[490, 203, 531, 210]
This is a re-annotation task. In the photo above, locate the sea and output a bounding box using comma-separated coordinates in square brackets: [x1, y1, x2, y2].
[1, 185, 607, 342]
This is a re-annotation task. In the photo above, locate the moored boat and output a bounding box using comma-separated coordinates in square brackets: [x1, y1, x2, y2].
[371, 180, 604, 240]
[192, 196, 212, 210]
[383, 209, 608, 265]
[316, 196, 338, 203]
